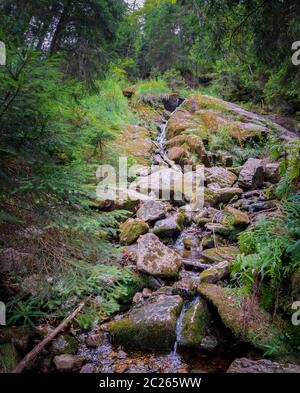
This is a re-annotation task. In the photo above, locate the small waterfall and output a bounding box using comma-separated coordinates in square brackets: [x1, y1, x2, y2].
[156, 101, 184, 147]
[172, 297, 202, 356]
[172, 301, 189, 355]
[157, 121, 167, 145]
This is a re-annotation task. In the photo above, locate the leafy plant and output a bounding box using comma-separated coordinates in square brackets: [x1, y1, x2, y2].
[232, 194, 300, 297]
[7, 300, 47, 326]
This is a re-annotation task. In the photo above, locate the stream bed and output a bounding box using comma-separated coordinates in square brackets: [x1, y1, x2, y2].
[77, 100, 261, 374]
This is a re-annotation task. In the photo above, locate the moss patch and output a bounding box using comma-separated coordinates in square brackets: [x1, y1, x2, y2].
[0, 343, 20, 372]
[119, 218, 149, 245]
[197, 284, 289, 355]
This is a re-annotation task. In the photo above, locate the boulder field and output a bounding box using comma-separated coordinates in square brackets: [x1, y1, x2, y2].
[99, 92, 296, 371]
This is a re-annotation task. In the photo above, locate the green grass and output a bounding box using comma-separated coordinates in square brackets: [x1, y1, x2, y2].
[134, 78, 169, 97]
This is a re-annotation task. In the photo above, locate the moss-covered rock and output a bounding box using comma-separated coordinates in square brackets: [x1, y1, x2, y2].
[204, 187, 243, 207]
[108, 294, 183, 350]
[166, 134, 208, 165]
[167, 144, 192, 166]
[0, 343, 20, 372]
[199, 261, 230, 283]
[201, 233, 227, 250]
[119, 218, 149, 245]
[197, 284, 289, 355]
[221, 206, 250, 227]
[201, 246, 239, 263]
[183, 234, 199, 250]
[194, 216, 211, 226]
[165, 108, 194, 140]
[176, 209, 189, 230]
[179, 298, 211, 348]
[205, 222, 243, 242]
[112, 124, 153, 165]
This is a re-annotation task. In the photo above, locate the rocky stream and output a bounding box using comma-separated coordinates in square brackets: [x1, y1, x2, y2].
[2, 93, 299, 374]
[74, 94, 299, 374]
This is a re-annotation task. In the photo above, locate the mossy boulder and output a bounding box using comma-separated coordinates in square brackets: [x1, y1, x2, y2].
[201, 246, 239, 263]
[204, 187, 243, 207]
[194, 216, 211, 226]
[179, 298, 211, 348]
[165, 108, 194, 140]
[167, 144, 192, 166]
[137, 233, 182, 278]
[201, 233, 227, 249]
[119, 218, 149, 245]
[0, 343, 20, 372]
[166, 134, 207, 156]
[166, 134, 208, 164]
[221, 206, 250, 227]
[108, 294, 183, 350]
[200, 261, 230, 283]
[197, 284, 289, 355]
[205, 222, 243, 242]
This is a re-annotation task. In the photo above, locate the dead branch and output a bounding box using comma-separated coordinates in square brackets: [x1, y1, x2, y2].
[12, 300, 86, 373]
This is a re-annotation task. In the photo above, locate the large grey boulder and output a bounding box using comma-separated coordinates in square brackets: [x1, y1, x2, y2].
[227, 358, 300, 373]
[205, 167, 237, 188]
[137, 233, 182, 278]
[136, 200, 171, 223]
[108, 294, 183, 350]
[238, 158, 265, 190]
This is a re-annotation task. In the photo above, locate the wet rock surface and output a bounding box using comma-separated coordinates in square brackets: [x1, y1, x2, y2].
[227, 358, 300, 373]
[178, 298, 211, 348]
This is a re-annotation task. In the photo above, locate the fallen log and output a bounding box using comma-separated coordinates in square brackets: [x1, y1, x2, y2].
[12, 300, 86, 373]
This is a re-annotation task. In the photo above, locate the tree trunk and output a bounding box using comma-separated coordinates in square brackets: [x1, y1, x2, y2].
[49, 0, 72, 54]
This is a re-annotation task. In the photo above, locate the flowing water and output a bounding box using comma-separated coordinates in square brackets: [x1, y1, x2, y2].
[78, 101, 258, 373]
